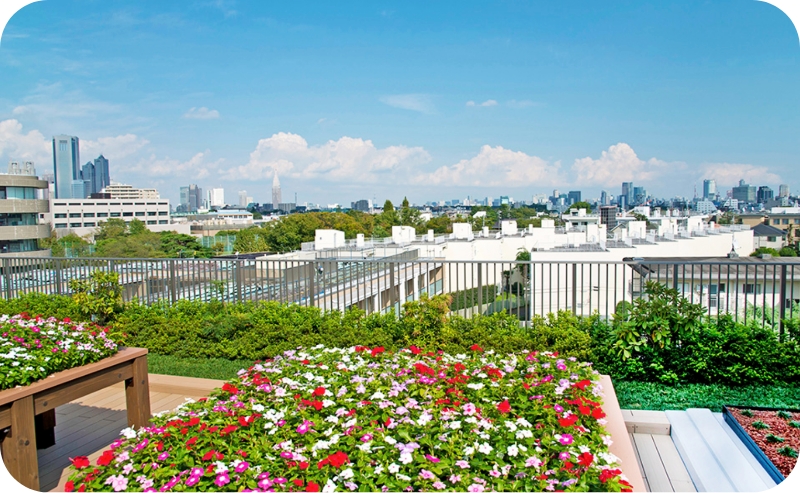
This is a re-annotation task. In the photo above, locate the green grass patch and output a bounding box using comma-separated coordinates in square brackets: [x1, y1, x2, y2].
[615, 381, 800, 412]
[146, 353, 252, 380]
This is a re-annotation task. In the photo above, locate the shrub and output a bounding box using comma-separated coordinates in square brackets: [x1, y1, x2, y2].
[69, 270, 123, 324]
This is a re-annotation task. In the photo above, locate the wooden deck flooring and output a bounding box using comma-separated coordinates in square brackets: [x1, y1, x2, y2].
[22, 374, 693, 492]
[39, 375, 223, 492]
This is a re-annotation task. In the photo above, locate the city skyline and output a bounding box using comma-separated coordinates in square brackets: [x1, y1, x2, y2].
[1, 1, 799, 206]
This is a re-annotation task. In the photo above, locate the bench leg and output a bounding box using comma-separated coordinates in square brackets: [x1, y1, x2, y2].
[35, 408, 56, 449]
[0, 395, 39, 490]
[125, 355, 151, 429]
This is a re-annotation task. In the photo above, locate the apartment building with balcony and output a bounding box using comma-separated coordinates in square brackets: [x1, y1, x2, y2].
[0, 173, 50, 257]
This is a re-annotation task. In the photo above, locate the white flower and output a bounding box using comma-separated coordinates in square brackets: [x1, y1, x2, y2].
[214, 461, 228, 474]
[449, 421, 462, 430]
[356, 442, 372, 453]
[339, 468, 354, 480]
[399, 453, 413, 464]
[396, 473, 411, 481]
[251, 404, 265, 412]
[467, 383, 485, 390]
[326, 415, 340, 424]
[370, 391, 386, 400]
[463, 446, 475, 456]
[384, 436, 397, 445]
[388, 463, 400, 474]
[516, 429, 533, 440]
[478, 442, 493, 454]
[322, 399, 336, 408]
[322, 479, 337, 493]
[507, 444, 519, 457]
[504, 421, 518, 432]
[120, 427, 137, 439]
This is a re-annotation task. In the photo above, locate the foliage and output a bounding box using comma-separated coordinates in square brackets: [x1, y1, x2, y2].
[39, 231, 91, 257]
[778, 446, 798, 458]
[779, 246, 798, 257]
[567, 202, 593, 212]
[750, 247, 781, 257]
[0, 314, 121, 390]
[66, 346, 630, 493]
[449, 285, 499, 311]
[147, 353, 252, 380]
[612, 382, 800, 412]
[92, 219, 213, 258]
[68, 270, 124, 325]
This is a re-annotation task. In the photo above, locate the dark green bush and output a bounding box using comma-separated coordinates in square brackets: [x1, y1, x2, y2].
[0, 292, 84, 321]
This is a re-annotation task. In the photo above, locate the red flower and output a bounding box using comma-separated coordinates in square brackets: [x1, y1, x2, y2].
[579, 405, 591, 416]
[370, 346, 385, 357]
[156, 441, 164, 452]
[293, 480, 305, 487]
[96, 450, 115, 466]
[355, 346, 369, 352]
[414, 363, 435, 376]
[299, 461, 310, 470]
[222, 383, 239, 395]
[326, 451, 350, 468]
[64, 481, 74, 492]
[313, 386, 326, 396]
[563, 461, 574, 470]
[578, 452, 594, 467]
[592, 407, 606, 420]
[470, 344, 483, 352]
[70, 456, 90, 469]
[77, 485, 85, 492]
[409, 345, 421, 355]
[573, 379, 592, 390]
[220, 424, 238, 436]
[202, 450, 218, 461]
[497, 400, 511, 414]
[558, 414, 579, 428]
[306, 482, 321, 492]
[186, 436, 198, 449]
[188, 417, 200, 426]
[599, 468, 623, 483]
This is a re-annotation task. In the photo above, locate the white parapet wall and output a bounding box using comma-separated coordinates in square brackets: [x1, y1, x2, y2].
[392, 226, 416, 244]
[315, 229, 345, 250]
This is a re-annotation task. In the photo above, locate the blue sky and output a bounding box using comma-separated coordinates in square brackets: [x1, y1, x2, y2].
[0, 0, 798, 206]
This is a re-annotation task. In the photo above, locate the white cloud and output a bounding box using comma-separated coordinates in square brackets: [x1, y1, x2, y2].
[413, 145, 559, 187]
[0, 119, 51, 166]
[183, 107, 220, 120]
[380, 94, 434, 113]
[221, 132, 431, 183]
[700, 163, 781, 187]
[81, 134, 149, 160]
[570, 143, 676, 187]
[466, 99, 498, 107]
[127, 151, 222, 180]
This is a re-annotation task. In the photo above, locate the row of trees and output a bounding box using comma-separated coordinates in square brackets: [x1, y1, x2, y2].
[41, 219, 214, 258]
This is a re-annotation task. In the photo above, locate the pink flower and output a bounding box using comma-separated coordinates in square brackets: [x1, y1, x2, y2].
[462, 403, 477, 415]
[214, 473, 231, 488]
[468, 484, 485, 492]
[489, 469, 501, 477]
[360, 433, 373, 442]
[419, 469, 436, 480]
[235, 461, 249, 473]
[185, 475, 200, 487]
[432, 482, 446, 490]
[105, 475, 128, 492]
[157, 452, 169, 461]
[558, 433, 574, 446]
[525, 456, 543, 468]
[449, 475, 461, 484]
[296, 420, 314, 434]
[280, 451, 293, 459]
[425, 454, 440, 463]
[455, 460, 470, 469]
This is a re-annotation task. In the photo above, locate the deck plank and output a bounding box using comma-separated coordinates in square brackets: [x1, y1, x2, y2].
[652, 434, 696, 492]
[633, 433, 674, 492]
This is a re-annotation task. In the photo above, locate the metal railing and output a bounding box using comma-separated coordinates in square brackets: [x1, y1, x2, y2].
[1, 256, 798, 337]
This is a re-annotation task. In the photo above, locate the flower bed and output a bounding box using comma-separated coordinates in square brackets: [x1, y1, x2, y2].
[724, 406, 800, 480]
[0, 314, 120, 390]
[66, 345, 633, 492]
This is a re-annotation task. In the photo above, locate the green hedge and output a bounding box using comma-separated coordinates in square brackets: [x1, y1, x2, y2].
[449, 285, 498, 311]
[2, 286, 799, 387]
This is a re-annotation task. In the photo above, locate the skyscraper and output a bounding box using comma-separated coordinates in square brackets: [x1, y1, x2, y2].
[779, 184, 790, 198]
[703, 179, 717, 200]
[179, 184, 203, 212]
[757, 186, 774, 204]
[272, 170, 282, 209]
[633, 186, 646, 205]
[600, 190, 609, 206]
[621, 182, 633, 209]
[52, 135, 80, 199]
[567, 191, 581, 205]
[238, 190, 249, 208]
[82, 161, 95, 195]
[207, 188, 225, 208]
[94, 155, 110, 193]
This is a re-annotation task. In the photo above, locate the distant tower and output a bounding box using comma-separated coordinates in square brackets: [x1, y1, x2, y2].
[272, 169, 282, 208]
[52, 135, 81, 199]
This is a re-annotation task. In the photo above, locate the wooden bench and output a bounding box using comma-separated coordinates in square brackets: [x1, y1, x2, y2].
[0, 347, 151, 491]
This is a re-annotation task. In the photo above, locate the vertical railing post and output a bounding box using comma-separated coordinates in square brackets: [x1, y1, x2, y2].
[309, 260, 316, 308]
[779, 264, 787, 341]
[571, 263, 577, 315]
[477, 263, 483, 313]
[1, 258, 10, 300]
[234, 259, 243, 304]
[672, 264, 679, 291]
[54, 258, 62, 296]
[168, 260, 177, 305]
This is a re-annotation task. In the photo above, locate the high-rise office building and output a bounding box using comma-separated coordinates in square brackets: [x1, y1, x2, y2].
[703, 179, 717, 200]
[633, 186, 646, 205]
[567, 191, 581, 205]
[52, 135, 80, 199]
[600, 206, 618, 231]
[207, 188, 225, 208]
[94, 155, 110, 193]
[238, 190, 254, 208]
[757, 186, 774, 204]
[179, 184, 203, 212]
[779, 184, 790, 198]
[81, 161, 95, 195]
[621, 182, 633, 209]
[351, 199, 372, 212]
[732, 180, 757, 203]
[600, 190, 609, 206]
[272, 171, 282, 209]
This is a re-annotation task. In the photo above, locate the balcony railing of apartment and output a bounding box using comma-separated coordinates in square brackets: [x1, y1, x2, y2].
[1, 256, 799, 338]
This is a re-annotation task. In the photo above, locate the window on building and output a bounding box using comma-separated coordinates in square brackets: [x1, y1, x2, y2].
[70, 222, 81, 228]
[122, 203, 133, 205]
[767, 236, 777, 242]
[97, 212, 108, 218]
[795, 230, 800, 238]
[96, 203, 107, 206]
[147, 211, 157, 216]
[69, 213, 81, 218]
[54, 203, 66, 206]
[795, 219, 800, 225]
[55, 223, 67, 229]
[783, 219, 790, 225]
[110, 212, 121, 217]
[68, 203, 81, 206]
[147, 220, 156, 225]
[743, 284, 762, 294]
[54, 213, 67, 219]
[83, 212, 95, 217]
[158, 220, 168, 224]
[83, 222, 95, 227]
[158, 211, 168, 216]
[123, 212, 133, 217]
[135, 211, 145, 216]
[59, 141, 67, 151]
[135, 203, 145, 205]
